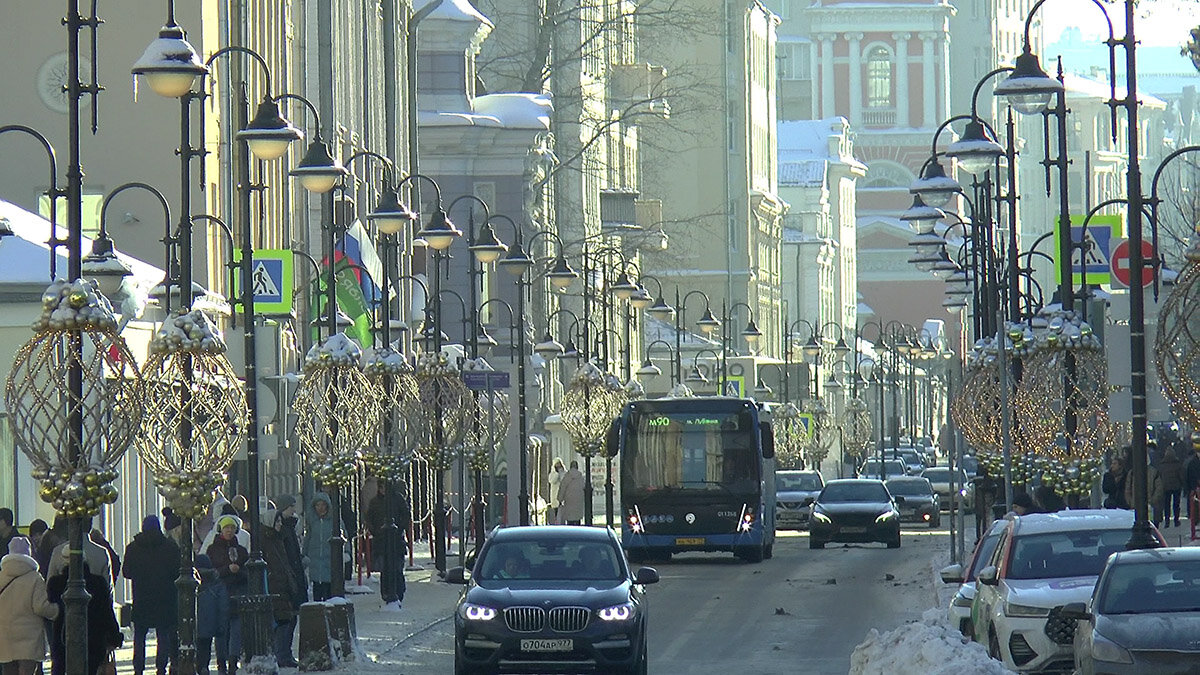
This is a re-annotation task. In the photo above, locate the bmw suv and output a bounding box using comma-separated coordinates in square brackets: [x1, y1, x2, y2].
[447, 525, 659, 674]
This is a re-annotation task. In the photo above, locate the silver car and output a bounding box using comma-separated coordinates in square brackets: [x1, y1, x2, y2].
[775, 470, 825, 529]
[1063, 547, 1200, 674]
[920, 467, 974, 513]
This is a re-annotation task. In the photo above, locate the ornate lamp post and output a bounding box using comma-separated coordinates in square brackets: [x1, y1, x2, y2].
[560, 361, 626, 525]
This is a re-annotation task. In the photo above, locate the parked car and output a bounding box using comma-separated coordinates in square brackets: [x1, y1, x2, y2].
[941, 519, 1009, 637]
[807, 479, 901, 549]
[447, 525, 659, 675]
[1062, 546, 1200, 674]
[860, 459, 908, 480]
[921, 467, 974, 513]
[960, 454, 979, 477]
[971, 510, 1163, 673]
[884, 447, 927, 474]
[885, 477, 940, 527]
[775, 470, 825, 529]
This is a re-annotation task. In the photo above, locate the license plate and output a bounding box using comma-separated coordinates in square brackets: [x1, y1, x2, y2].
[521, 639, 573, 652]
[675, 537, 705, 546]
[841, 526, 867, 534]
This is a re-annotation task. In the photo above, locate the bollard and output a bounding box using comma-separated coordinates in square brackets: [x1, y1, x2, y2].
[297, 603, 334, 672]
[325, 598, 358, 662]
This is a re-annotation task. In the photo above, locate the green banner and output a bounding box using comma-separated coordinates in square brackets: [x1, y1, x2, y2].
[311, 258, 374, 347]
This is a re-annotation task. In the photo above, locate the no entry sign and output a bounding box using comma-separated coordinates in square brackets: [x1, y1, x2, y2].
[1109, 238, 1155, 288]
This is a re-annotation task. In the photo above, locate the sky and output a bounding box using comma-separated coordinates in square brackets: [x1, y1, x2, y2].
[1040, 0, 1200, 47]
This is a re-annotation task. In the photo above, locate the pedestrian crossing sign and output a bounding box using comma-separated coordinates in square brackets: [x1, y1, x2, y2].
[1054, 214, 1123, 286]
[797, 413, 815, 438]
[723, 375, 745, 398]
[233, 249, 294, 315]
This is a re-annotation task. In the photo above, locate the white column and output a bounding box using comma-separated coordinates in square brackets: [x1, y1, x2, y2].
[893, 32, 911, 128]
[921, 32, 936, 128]
[847, 32, 863, 126]
[940, 33, 952, 122]
[821, 34, 836, 119]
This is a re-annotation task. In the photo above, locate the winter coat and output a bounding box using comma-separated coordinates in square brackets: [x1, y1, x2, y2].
[195, 568, 229, 641]
[205, 534, 249, 596]
[1102, 469, 1130, 509]
[260, 511, 298, 619]
[35, 527, 65, 577]
[0, 552, 59, 662]
[1185, 453, 1200, 493]
[198, 522, 250, 554]
[1160, 450, 1185, 492]
[302, 492, 336, 585]
[279, 515, 308, 606]
[557, 468, 586, 523]
[121, 529, 181, 626]
[1126, 464, 1165, 511]
[46, 538, 111, 586]
[46, 567, 122, 675]
[366, 492, 412, 537]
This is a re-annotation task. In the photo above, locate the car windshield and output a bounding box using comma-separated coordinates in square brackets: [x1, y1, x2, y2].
[966, 533, 1002, 582]
[886, 479, 933, 496]
[778, 473, 822, 491]
[481, 540, 624, 581]
[1098, 560, 1200, 614]
[820, 482, 889, 503]
[1007, 529, 1131, 580]
[863, 461, 905, 474]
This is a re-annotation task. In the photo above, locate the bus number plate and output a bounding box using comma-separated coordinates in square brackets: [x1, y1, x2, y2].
[675, 537, 705, 546]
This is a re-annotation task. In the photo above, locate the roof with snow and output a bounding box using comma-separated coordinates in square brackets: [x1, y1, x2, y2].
[780, 160, 827, 187]
[415, 0, 493, 27]
[420, 93, 551, 129]
[1062, 73, 1167, 107]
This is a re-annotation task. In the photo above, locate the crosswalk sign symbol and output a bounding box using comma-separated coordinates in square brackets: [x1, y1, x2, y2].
[253, 261, 281, 298]
[233, 249, 294, 315]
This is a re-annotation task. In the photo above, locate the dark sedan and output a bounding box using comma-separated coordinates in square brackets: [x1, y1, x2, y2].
[885, 476, 940, 527]
[447, 526, 659, 675]
[807, 479, 902, 549]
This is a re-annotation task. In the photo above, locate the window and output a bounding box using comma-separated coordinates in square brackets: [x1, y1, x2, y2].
[866, 46, 892, 108]
[777, 42, 811, 81]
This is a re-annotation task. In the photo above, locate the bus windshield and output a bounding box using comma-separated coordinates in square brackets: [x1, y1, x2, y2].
[623, 409, 759, 495]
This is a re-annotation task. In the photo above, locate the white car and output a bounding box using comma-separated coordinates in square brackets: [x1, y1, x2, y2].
[971, 510, 1160, 673]
[941, 518, 1008, 637]
[921, 467, 974, 513]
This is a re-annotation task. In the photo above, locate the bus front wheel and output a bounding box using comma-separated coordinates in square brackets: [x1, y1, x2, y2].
[736, 545, 764, 563]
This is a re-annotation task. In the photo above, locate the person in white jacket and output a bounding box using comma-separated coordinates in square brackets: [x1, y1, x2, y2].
[0, 537, 59, 675]
[547, 458, 566, 524]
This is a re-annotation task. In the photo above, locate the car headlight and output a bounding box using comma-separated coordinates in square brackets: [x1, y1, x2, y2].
[875, 511, 896, 523]
[598, 602, 636, 622]
[1091, 630, 1133, 664]
[1002, 601, 1050, 618]
[459, 603, 497, 621]
[812, 511, 832, 524]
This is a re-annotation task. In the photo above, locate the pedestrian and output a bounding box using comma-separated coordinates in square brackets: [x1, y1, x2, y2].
[1033, 484, 1066, 513]
[1006, 492, 1035, 518]
[35, 516, 66, 577]
[122, 515, 181, 675]
[205, 514, 247, 675]
[1102, 456, 1130, 509]
[557, 460, 586, 526]
[194, 554, 229, 675]
[1185, 440, 1200, 524]
[1126, 453, 1165, 527]
[302, 492, 335, 602]
[200, 502, 250, 553]
[26, 519, 48, 557]
[366, 482, 410, 609]
[0, 508, 15, 555]
[271, 494, 307, 666]
[0, 537, 59, 675]
[1159, 447, 1185, 526]
[161, 507, 183, 548]
[258, 508, 299, 668]
[46, 517, 111, 586]
[89, 527, 122, 584]
[45, 550, 123, 675]
[547, 458, 565, 525]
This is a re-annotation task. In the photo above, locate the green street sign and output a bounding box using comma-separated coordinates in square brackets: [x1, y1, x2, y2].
[1053, 214, 1123, 287]
[233, 249, 294, 315]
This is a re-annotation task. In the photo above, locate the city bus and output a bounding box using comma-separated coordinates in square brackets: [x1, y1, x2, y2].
[608, 397, 776, 563]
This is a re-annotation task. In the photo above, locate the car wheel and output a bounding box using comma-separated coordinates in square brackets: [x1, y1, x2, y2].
[887, 532, 901, 549]
[988, 627, 1002, 661]
[809, 538, 825, 549]
[622, 632, 649, 675]
[763, 543, 774, 559]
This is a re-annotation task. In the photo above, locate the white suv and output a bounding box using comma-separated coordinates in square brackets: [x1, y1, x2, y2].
[971, 510, 1161, 673]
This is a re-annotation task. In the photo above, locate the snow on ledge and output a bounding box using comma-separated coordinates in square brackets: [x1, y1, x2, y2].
[849, 607, 1016, 675]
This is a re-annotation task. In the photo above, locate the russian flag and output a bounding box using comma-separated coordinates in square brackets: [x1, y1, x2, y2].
[336, 220, 384, 306]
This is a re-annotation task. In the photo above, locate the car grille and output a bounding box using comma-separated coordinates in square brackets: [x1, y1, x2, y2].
[778, 501, 803, 510]
[1043, 606, 1076, 645]
[548, 606, 590, 632]
[834, 513, 876, 528]
[1009, 633, 1037, 666]
[503, 606, 545, 633]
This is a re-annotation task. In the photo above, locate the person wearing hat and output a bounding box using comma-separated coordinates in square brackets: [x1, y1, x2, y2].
[123, 515, 181, 675]
[194, 554, 229, 675]
[199, 503, 250, 554]
[0, 537, 59, 675]
[205, 515, 247, 675]
[259, 509, 300, 668]
[45, 546, 122, 675]
[1007, 492, 1036, 518]
[302, 492, 337, 601]
[271, 495, 306, 666]
[46, 517, 111, 586]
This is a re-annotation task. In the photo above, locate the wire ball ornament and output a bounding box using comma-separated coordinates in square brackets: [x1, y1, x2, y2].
[413, 353, 473, 471]
[361, 347, 420, 482]
[770, 402, 806, 469]
[802, 396, 833, 466]
[5, 279, 144, 518]
[1157, 257, 1200, 431]
[840, 397, 874, 458]
[951, 359, 1005, 467]
[135, 310, 248, 518]
[293, 333, 382, 486]
[560, 361, 624, 458]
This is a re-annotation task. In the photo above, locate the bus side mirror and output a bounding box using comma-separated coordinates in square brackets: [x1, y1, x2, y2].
[605, 419, 621, 458]
[760, 421, 775, 459]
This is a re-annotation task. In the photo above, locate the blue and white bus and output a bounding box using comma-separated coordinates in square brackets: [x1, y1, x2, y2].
[609, 397, 776, 563]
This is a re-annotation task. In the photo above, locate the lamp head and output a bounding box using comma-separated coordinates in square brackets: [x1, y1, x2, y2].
[629, 285, 654, 310]
[533, 332, 565, 358]
[637, 359, 662, 377]
[81, 234, 133, 299]
[741, 319, 763, 345]
[468, 222, 508, 264]
[685, 365, 709, 385]
[366, 187, 417, 235]
[290, 140, 348, 194]
[237, 98, 303, 160]
[994, 48, 1062, 115]
[945, 119, 1005, 175]
[801, 337, 822, 361]
[899, 194, 946, 232]
[416, 209, 462, 250]
[545, 255, 579, 290]
[646, 296, 675, 321]
[695, 308, 721, 334]
[498, 240, 535, 277]
[909, 160, 960, 208]
[611, 271, 638, 301]
[131, 23, 208, 98]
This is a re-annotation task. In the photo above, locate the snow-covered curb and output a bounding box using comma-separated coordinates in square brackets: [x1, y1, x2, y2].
[849, 607, 1015, 675]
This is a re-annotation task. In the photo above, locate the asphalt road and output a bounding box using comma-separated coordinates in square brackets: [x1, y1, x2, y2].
[392, 522, 955, 674]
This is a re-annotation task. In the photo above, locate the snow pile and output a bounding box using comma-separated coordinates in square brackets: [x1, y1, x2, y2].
[849, 608, 1015, 675]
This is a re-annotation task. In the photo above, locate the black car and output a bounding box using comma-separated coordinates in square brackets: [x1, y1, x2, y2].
[885, 477, 940, 527]
[807, 479, 902, 549]
[447, 526, 659, 674]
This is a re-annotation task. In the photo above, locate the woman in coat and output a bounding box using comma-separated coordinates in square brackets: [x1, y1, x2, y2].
[194, 555, 229, 675]
[0, 537, 59, 675]
[122, 515, 181, 675]
[301, 492, 335, 601]
[1160, 448, 1186, 527]
[205, 515, 248, 675]
[259, 509, 299, 668]
[557, 461, 587, 526]
[46, 552, 122, 675]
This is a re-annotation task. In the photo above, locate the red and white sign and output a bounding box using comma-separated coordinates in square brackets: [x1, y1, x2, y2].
[1109, 238, 1155, 288]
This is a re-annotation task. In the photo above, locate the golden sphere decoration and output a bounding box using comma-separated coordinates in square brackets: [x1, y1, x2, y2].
[840, 397, 874, 461]
[6, 279, 144, 518]
[413, 352, 473, 471]
[135, 309, 248, 519]
[560, 361, 625, 458]
[362, 347, 419, 482]
[770, 402, 806, 469]
[801, 396, 833, 466]
[1156, 260, 1200, 430]
[458, 359, 511, 474]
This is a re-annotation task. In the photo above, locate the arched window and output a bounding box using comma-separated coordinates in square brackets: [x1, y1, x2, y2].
[866, 46, 892, 109]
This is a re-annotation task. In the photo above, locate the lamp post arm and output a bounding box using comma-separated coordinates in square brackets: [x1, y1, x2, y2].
[395, 172, 444, 208]
[101, 182, 171, 242]
[0, 125, 63, 276]
[969, 67, 1015, 119]
[1021, 0, 1113, 50]
[274, 92, 326, 140]
[204, 46, 276, 97]
[344, 150, 397, 186]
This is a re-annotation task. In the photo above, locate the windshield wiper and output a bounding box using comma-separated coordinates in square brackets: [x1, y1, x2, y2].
[678, 480, 734, 495]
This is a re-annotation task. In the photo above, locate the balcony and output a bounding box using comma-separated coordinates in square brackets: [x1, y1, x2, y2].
[862, 108, 897, 127]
